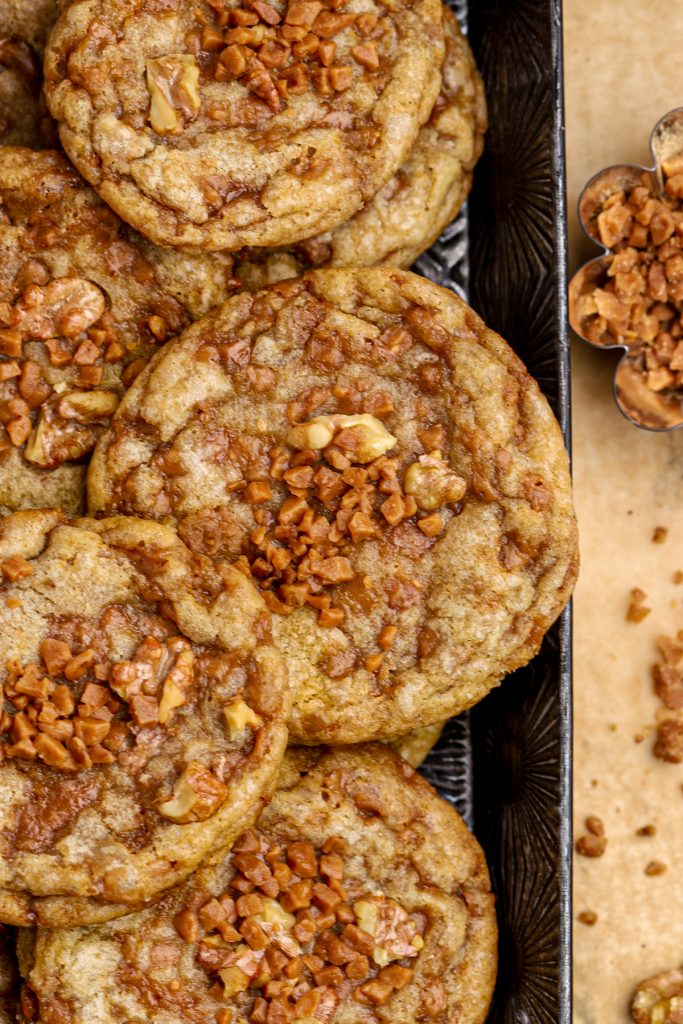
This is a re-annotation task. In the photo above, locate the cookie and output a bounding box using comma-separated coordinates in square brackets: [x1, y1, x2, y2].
[17, 745, 497, 1024]
[0, 38, 54, 150]
[0, 1, 58, 56]
[389, 720, 444, 767]
[234, 8, 487, 287]
[0, 148, 237, 515]
[89, 268, 579, 744]
[43, 0, 445, 251]
[0, 509, 289, 927]
[0, 927, 17, 1024]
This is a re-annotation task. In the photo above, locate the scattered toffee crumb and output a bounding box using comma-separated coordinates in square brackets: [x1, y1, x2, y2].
[578, 910, 598, 926]
[651, 630, 683, 763]
[644, 860, 667, 876]
[576, 817, 607, 858]
[636, 824, 657, 837]
[586, 815, 604, 836]
[653, 526, 669, 543]
[674, 570, 683, 584]
[627, 588, 651, 623]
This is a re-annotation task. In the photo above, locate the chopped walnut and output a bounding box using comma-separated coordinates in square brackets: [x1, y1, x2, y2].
[173, 830, 423, 1017]
[403, 451, 466, 511]
[24, 390, 121, 469]
[632, 966, 683, 1024]
[157, 761, 228, 823]
[147, 55, 202, 135]
[11, 278, 105, 340]
[223, 699, 263, 739]
[287, 413, 397, 463]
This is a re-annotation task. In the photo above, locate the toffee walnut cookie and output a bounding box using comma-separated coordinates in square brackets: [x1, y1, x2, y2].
[0, 148, 237, 515]
[16, 745, 498, 1024]
[89, 268, 579, 745]
[233, 7, 487, 286]
[0, 1, 59, 56]
[0, 38, 55, 150]
[0, 509, 289, 927]
[0, 926, 18, 1024]
[43, 0, 445, 251]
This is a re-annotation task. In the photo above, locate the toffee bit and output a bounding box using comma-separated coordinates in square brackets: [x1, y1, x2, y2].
[575, 833, 607, 858]
[173, 831, 425, 1016]
[644, 860, 667, 876]
[578, 910, 598, 926]
[574, 149, 683, 402]
[653, 526, 669, 543]
[674, 570, 683, 584]
[244, 410, 461, 631]
[636, 824, 657, 837]
[0, 635, 195, 772]
[627, 587, 651, 623]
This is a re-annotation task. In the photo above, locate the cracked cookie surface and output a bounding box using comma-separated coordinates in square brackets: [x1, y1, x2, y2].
[234, 7, 486, 285]
[44, 0, 445, 250]
[0, 509, 288, 927]
[89, 267, 578, 744]
[0, 148, 238, 515]
[17, 745, 497, 1024]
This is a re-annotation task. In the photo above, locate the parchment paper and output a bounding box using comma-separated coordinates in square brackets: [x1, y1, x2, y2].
[565, 1, 683, 1018]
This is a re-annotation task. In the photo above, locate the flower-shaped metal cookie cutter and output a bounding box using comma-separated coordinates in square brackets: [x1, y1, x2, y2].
[569, 107, 683, 430]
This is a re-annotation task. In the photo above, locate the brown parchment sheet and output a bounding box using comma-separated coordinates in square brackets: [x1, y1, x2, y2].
[565, 1, 683, 1019]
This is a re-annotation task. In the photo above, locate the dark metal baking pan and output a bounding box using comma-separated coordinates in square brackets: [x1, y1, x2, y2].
[414, 0, 572, 1020]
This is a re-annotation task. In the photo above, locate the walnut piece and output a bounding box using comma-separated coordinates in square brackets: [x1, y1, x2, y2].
[354, 895, 423, 965]
[157, 761, 227, 822]
[632, 966, 683, 1024]
[11, 278, 106, 339]
[287, 414, 397, 463]
[147, 55, 202, 136]
[223, 699, 263, 739]
[403, 451, 466, 511]
[24, 391, 120, 468]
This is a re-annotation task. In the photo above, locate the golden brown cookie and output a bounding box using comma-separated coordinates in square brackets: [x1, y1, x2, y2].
[389, 720, 444, 767]
[89, 268, 579, 745]
[0, 38, 55, 150]
[0, 926, 17, 1024]
[0, 510, 289, 927]
[43, 0, 445, 251]
[0, 148, 238, 515]
[0, 1, 58, 56]
[235, 8, 486, 287]
[17, 745, 497, 1024]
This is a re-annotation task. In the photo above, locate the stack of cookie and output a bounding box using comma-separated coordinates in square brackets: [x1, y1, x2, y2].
[0, 1, 577, 1022]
